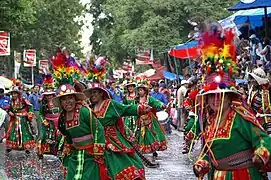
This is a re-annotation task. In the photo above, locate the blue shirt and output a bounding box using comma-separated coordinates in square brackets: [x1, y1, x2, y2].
[0, 96, 10, 110]
[28, 93, 42, 111]
[150, 91, 168, 105]
[108, 88, 123, 103]
[22, 93, 29, 100]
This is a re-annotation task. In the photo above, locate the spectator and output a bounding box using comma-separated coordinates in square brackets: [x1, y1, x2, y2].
[28, 85, 42, 136]
[108, 82, 123, 102]
[150, 82, 168, 109]
[260, 37, 271, 71]
[176, 80, 189, 131]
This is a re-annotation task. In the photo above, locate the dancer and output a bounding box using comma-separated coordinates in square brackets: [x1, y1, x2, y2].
[192, 25, 271, 180]
[135, 80, 167, 160]
[37, 73, 61, 159]
[247, 68, 271, 132]
[84, 80, 154, 179]
[52, 50, 109, 180]
[5, 86, 35, 153]
[123, 79, 137, 135]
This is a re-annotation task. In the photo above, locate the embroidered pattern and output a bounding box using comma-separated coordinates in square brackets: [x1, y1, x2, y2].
[65, 104, 82, 130]
[94, 99, 111, 118]
[204, 110, 236, 140]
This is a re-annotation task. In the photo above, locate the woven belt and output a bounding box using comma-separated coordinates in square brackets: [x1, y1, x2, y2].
[212, 149, 254, 170]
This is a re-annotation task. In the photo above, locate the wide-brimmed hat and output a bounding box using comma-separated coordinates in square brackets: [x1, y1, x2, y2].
[83, 82, 111, 101]
[52, 84, 86, 107]
[197, 27, 241, 97]
[124, 80, 136, 88]
[74, 81, 88, 92]
[197, 73, 241, 97]
[181, 80, 190, 85]
[42, 88, 56, 96]
[248, 68, 269, 85]
[9, 86, 21, 94]
[42, 73, 56, 96]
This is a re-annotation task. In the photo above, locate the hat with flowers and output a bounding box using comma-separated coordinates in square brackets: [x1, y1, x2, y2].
[51, 48, 86, 107]
[197, 24, 240, 97]
[83, 56, 111, 101]
[42, 73, 56, 96]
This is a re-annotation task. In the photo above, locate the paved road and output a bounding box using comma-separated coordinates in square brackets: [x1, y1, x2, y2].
[0, 130, 196, 180]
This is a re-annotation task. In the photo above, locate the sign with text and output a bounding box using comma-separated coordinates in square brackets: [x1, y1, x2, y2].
[39, 59, 49, 73]
[23, 49, 36, 67]
[0, 31, 10, 56]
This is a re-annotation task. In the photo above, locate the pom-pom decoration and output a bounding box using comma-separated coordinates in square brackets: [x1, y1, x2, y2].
[200, 27, 238, 77]
[42, 73, 54, 89]
[85, 56, 108, 83]
[51, 49, 85, 87]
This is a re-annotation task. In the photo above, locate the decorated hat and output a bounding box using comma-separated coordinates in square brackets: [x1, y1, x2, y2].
[74, 81, 88, 93]
[136, 77, 150, 90]
[197, 25, 240, 97]
[51, 49, 86, 107]
[52, 84, 86, 107]
[83, 56, 111, 101]
[83, 81, 111, 100]
[124, 78, 136, 87]
[248, 68, 269, 85]
[42, 73, 56, 96]
[9, 86, 21, 94]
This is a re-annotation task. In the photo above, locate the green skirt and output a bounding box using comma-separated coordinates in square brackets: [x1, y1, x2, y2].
[66, 150, 103, 180]
[6, 117, 35, 150]
[104, 125, 145, 180]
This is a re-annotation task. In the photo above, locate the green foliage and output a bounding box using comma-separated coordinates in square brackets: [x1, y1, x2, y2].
[0, 0, 86, 78]
[88, 0, 239, 69]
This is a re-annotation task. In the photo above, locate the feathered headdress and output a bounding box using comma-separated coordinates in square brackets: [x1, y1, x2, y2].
[85, 56, 107, 83]
[197, 23, 240, 96]
[42, 73, 54, 89]
[51, 49, 86, 88]
[135, 76, 150, 89]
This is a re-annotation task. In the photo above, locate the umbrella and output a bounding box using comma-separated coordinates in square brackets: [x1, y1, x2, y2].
[229, 0, 271, 37]
[0, 76, 13, 88]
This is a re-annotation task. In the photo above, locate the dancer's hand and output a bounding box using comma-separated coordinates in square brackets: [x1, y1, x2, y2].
[193, 165, 202, 177]
[193, 160, 210, 178]
[252, 154, 264, 167]
[9, 112, 14, 117]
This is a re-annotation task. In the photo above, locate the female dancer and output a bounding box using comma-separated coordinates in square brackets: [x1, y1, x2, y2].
[5, 86, 35, 153]
[84, 82, 152, 179]
[135, 82, 167, 160]
[37, 74, 60, 159]
[123, 79, 137, 135]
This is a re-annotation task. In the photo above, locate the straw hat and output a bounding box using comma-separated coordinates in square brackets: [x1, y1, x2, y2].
[83, 82, 111, 101]
[248, 68, 269, 85]
[52, 84, 86, 107]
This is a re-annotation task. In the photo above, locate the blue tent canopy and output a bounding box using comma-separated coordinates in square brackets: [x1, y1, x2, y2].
[174, 41, 198, 50]
[163, 71, 184, 81]
[229, 0, 271, 11]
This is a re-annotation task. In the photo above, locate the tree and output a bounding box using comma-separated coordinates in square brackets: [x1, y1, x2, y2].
[0, 0, 86, 78]
[88, 0, 239, 70]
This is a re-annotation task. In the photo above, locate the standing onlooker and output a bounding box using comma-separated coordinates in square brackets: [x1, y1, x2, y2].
[28, 85, 42, 137]
[260, 37, 271, 71]
[108, 81, 123, 102]
[0, 84, 10, 141]
[176, 80, 189, 131]
[150, 82, 168, 109]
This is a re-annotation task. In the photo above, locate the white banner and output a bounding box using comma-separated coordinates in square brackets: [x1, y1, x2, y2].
[0, 31, 10, 56]
[23, 49, 36, 67]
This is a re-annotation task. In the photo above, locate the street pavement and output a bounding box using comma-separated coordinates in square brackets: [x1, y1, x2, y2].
[0, 130, 197, 180]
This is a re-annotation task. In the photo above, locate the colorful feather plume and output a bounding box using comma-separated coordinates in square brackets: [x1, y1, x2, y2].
[86, 56, 107, 82]
[51, 49, 84, 87]
[200, 28, 237, 78]
[136, 76, 150, 88]
[42, 73, 54, 89]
